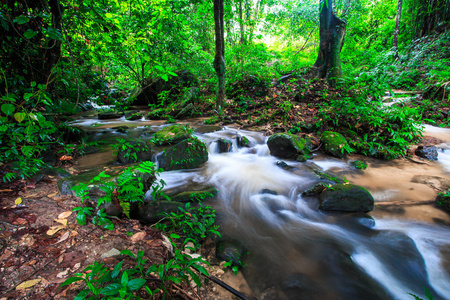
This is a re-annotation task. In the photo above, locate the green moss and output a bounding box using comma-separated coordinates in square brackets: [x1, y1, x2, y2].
[158, 137, 208, 171]
[153, 124, 192, 145]
[267, 133, 311, 160]
[351, 160, 368, 170]
[170, 188, 219, 202]
[320, 131, 351, 158]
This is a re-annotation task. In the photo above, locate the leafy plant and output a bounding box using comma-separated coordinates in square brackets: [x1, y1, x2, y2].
[156, 202, 221, 245]
[113, 138, 150, 163]
[71, 161, 167, 230]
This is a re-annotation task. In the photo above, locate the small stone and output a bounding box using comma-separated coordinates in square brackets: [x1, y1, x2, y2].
[101, 248, 121, 259]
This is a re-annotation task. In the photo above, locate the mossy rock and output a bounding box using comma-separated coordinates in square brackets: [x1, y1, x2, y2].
[267, 133, 312, 160]
[350, 160, 368, 170]
[153, 124, 192, 145]
[158, 137, 208, 171]
[170, 187, 219, 203]
[319, 184, 374, 213]
[131, 200, 182, 224]
[98, 111, 124, 120]
[435, 193, 450, 211]
[217, 138, 233, 153]
[236, 135, 251, 148]
[125, 112, 144, 121]
[320, 131, 350, 158]
[117, 140, 153, 164]
[146, 108, 167, 120]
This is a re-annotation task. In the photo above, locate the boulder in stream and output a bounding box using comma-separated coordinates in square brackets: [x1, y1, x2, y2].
[435, 192, 450, 211]
[236, 135, 251, 148]
[169, 187, 219, 203]
[217, 138, 233, 153]
[319, 184, 374, 212]
[153, 124, 192, 145]
[320, 131, 350, 158]
[117, 140, 153, 164]
[157, 137, 208, 171]
[415, 145, 438, 161]
[267, 133, 312, 161]
[98, 111, 124, 120]
[125, 111, 144, 121]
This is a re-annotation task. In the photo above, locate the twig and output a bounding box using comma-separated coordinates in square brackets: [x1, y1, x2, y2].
[207, 275, 254, 300]
[173, 284, 198, 300]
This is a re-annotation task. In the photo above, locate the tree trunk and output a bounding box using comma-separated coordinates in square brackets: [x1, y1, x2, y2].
[239, 0, 244, 44]
[393, 0, 403, 59]
[213, 0, 225, 108]
[314, 0, 346, 87]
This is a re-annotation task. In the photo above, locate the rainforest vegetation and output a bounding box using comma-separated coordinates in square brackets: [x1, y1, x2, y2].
[1, 0, 450, 299]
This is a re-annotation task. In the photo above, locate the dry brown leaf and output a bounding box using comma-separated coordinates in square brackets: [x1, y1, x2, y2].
[58, 256, 64, 264]
[48, 192, 59, 198]
[58, 211, 72, 219]
[69, 230, 79, 237]
[47, 226, 64, 236]
[55, 231, 70, 245]
[130, 231, 147, 243]
[0, 189, 13, 192]
[20, 234, 35, 247]
[54, 219, 68, 227]
[16, 278, 42, 290]
[12, 218, 28, 225]
[57, 269, 68, 278]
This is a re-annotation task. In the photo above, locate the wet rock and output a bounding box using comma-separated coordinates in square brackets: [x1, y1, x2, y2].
[125, 112, 143, 121]
[415, 145, 438, 161]
[157, 137, 208, 171]
[216, 239, 247, 268]
[153, 124, 192, 145]
[411, 175, 450, 191]
[217, 138, 233, 153]
[169, 187, 219, 203]
[320, 131, 350, 158]
[267, 133, 312, 161]
[131, 200, 181, 224]
[117, 140, 153, 164]
[112, 125, 128, 133]
[236, 135, 251, 148]
[97, 111, 124, 120]
[319, 184, 374, 212]
[261, 189, 278, 195]
[302, 182, 328, 196]
[146, 109, 167, 120]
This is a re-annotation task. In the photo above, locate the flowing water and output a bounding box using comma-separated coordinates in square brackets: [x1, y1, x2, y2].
[72, 114, 450, 300]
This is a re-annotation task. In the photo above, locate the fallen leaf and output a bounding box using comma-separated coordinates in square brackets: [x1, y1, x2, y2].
[28, 260, 37, 266]
[20, 234, 35, 247]
[58, 256, 64, 264]
[130, 231, 147, 243]
[12, 218, 28, 225]
[56, 269, 68, 278]
[69, 230, 79, 237]
[16, 278, 42, 290]
[59, 155, 72, 161]
[47, 226, 64, 236]
[48, 192, 59, 198]
[0, 189, 13, 192]
[15, 197, 22, 205]
[54, 219, 68, 226]
[72, 262, 81, 271]
[55, 231, 70, 245]
[58, 211, 72, 219]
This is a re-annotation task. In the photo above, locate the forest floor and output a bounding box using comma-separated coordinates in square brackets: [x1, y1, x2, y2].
[0, 76, 448, 299]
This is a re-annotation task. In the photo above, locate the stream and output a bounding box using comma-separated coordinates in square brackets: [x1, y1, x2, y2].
[71, 112, 450, 300]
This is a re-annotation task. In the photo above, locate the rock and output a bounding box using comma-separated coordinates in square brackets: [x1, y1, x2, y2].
[169, 187, 219, 202]
[98, 111, 124, 120]
[320, 131, 350, 158]
[267, 133, 312, 161]
[194, 125, 222, 134]
[261, 189, 278, 195]
[146, 108, 167, 120]
[133, 70, 198, 106]
[101, 248, 121, 259]
[216, 239, 247, 268]
[153, 124, 192, 145]
[302, 182, 328, 196]
[319, 184, 374, 212]
[435, 192, 450, 211]
[157, 137, 208, 171]
[125, 112, 143, 121]
[175, 103, 194, 119]
[236, 135, 251, 148]
[411, 175, 450, 191]
[117, 140, 153, 164]
[217, 138, 233, 153]
[350, 160, 368, 170]
[415, 145, 438, 161]
[112, 126, 128, 133]
[132, 200, 181, 224]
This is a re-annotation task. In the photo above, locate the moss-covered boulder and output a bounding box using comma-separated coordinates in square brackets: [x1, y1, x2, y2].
[153, 124, 192, 145]
[319, 184, 374, 212]
[98, 111, 124, 120]
[237, 135, 251, 148]
[320, 131, 350, 158]
[435, 192, 450, 211]
[350, 160, 368, 170]
[158, 137, 208, 171]
[125, 112, 144, 121]
[117, 140, 153, 164]
[217, 138, 233, 153]
[131, 200, 181, 224]
[267, 133, 312, 161]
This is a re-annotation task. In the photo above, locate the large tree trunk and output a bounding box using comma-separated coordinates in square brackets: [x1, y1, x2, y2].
[393, 0, 403, 59]
[239, 0, 245, 44]
[314, 0, 346, 87]
[213, 0, 225, 108]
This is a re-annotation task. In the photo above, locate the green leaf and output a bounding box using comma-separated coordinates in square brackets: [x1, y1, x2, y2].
[100, 283, 121, 295]
[74, 289, 90, 300]
[1, 104, 15, 116]
[60, 276, 84, 287]
[170, 233, 180, 239]
[23, 30, 38, 39]
[14, 112, 26, 123]
[112, 261, 123, 279]
[161, 74, 169, 82]
[120, 249, 135, 259]
[127, 278, 146, 291]
[105, 13, 113, 18]
[121, 271, 129, 286]
[14, 15, 29, 24]
[46, 27, 63, 41]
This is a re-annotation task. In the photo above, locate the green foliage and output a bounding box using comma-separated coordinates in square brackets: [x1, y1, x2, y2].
[316, 95, 423, 159]
[156, 202, 221, 245]
[409, 287, 435, 300]
[71, 162, 166, 230]
[436, 186, 450, 210]
[113, 138, 150, 162]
